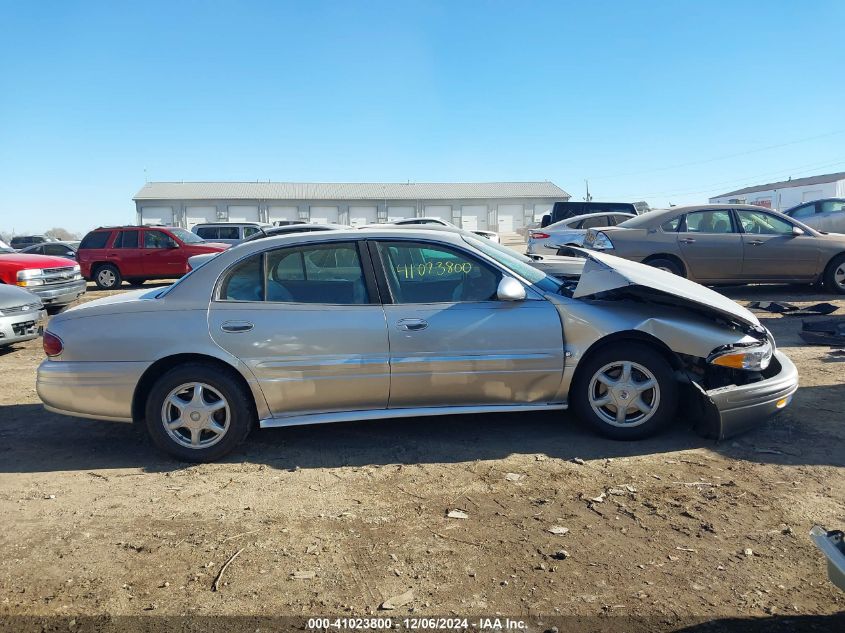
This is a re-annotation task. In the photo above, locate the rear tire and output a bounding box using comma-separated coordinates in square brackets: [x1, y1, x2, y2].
[645, 257, 684, 277]
[822, 253, 845, 295]
[144, 363, 254, 462]
[94, 264, 122, 290]
[571, 342, 678, 440]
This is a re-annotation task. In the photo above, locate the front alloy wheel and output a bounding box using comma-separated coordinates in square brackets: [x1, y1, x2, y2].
[588, 361, 660, 428]
[572, 342, 678, 440]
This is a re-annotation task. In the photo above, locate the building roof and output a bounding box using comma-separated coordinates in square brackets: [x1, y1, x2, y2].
[134, 181, 569, 202]
[712, 171, 845, 199]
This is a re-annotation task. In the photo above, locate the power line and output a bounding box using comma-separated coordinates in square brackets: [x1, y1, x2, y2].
[626, 157, 845, 201]
[589, 129, 845, 181]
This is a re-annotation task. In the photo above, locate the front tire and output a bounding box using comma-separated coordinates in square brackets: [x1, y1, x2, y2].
[94, 264, 122, 290]
[571, 342, 678, 440]
[144, 363, 254, 462]
[823, 253, 845, 295]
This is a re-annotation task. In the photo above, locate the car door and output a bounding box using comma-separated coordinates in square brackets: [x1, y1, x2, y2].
[142, 229, 184, 277]
[676, 209, 743, 281]
[208, 240, 389, 416]
[371, 239, 564, 408]
[108, 229, 144, 276]
[735, 209, 821, 280]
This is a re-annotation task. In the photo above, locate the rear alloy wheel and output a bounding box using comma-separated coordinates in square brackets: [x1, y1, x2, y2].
[144, 363, 253, 462]
[94, 264, 121, 290]
[572, 342, 678, 440]
[645, 258, 684, 277]
[823, 254, 845, 295]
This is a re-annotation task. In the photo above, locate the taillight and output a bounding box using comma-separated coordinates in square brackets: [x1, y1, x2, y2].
[530, 232, 551, 239]
[43, 331, 63, 357]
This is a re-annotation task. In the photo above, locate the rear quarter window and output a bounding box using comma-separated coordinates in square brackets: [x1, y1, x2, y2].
[79, 231, 111, 249]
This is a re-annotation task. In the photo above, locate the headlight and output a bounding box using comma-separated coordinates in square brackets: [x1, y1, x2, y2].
[72, 264, 81, 273]
[16, 269, 46, 287]
[708, 340, 772, 371]
[591, 231, 615, 250]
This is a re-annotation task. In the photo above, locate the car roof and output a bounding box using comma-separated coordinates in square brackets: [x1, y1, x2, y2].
[553, 211, 635, 226]
[193, 222, 269, 227]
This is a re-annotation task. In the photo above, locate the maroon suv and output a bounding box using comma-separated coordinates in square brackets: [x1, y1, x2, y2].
[77, 226, 229, 289]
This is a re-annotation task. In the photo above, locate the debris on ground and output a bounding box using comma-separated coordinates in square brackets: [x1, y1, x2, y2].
[504, 472, 524, 482]
[800, 317, 845, 345]
[380, 589, 414, 610]
[748, 301, 838, 316]
[446, 509, 469, 520]
[552, 549, 569, 560]
[572, 458, 587, 465]
[290, 571, 316, 580]
[212, 547, 244, 592]
[547, 526, 569, 536]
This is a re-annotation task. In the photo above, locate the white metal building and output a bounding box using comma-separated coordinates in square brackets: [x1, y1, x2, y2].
[709, 171, 845, 212]
[133, 181, 570, 233]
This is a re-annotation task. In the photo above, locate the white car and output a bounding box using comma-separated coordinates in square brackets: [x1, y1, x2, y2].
[527, 212, 635, 255]
[389, 217, 500, 243]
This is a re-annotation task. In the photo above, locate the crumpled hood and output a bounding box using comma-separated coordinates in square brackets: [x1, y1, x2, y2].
[571, 249, 760, 328]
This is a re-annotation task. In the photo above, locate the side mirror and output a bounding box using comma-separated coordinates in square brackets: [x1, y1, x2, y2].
[497, 276, 526, 302]
[792, 226, 805, 237]
[540, 215, 551, 228]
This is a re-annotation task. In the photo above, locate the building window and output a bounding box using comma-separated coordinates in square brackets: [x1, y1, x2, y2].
[376, 208, 388, 223]
[216, 209, 228, 221]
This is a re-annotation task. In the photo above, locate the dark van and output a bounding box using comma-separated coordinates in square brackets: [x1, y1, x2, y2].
[541, 201, 638, 227]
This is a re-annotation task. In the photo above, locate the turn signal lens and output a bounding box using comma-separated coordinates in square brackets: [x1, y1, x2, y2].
[43, 331, 63, 357]
[708, 340, 772, 371]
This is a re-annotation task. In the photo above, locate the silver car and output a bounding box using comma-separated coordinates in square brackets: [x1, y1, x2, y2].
[37, 229, 798, 462]
[388, 217, 500, 243]
[527, 212, 635, 255]
[0, 284, 46, 348]
[784, 198, 845, 233]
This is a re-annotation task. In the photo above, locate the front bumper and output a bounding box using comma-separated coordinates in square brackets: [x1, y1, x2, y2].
[696, 350, 798, 440]
[28, 279, 87, 306]
[0, 309, 47, 347]
[37, 359, 149, 422]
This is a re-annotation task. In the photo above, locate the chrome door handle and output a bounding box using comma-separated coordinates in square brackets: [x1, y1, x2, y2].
[397, 318, 428, 331]
[221, 321, 254, 333]
[748, 239, 764, 246]
[679, 237, 696, 244]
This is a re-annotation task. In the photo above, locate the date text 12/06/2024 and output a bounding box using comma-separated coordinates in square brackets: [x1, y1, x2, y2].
[307, 617, 528, 630]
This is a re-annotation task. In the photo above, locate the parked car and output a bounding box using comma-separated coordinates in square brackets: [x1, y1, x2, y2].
[0, 284, 46, 347]
[583, 204, 845, 294]
[540, 201, 639, 228]
[273, 220, 307, 227]
[77, 226, 230, 290]
[191, 222, 271, 245]
[811, 525, 845, 591]
[784, 198, 845, 233]
[9, 235, 56, 249]
[528, 212, 635, 255]
[0, 252, 86, 311]
[38, 228, 796, 462]
[0, 239, 14, 253]
[389, 217, 500, 243]
[18, 241, 78, 260]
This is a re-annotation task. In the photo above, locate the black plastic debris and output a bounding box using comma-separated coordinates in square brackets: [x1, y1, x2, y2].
[800, 318, 845, 345]
[748, 301, 838, 316]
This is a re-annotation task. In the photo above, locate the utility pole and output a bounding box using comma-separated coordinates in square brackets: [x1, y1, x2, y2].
[584, 179, 592, 202]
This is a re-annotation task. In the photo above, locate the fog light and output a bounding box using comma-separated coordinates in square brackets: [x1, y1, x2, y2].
[776, 397, 790, 409]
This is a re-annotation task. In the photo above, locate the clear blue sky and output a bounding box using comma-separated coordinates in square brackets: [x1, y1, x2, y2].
[1, 0, 844, 234]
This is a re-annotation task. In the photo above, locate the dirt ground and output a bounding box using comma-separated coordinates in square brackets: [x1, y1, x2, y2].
[1, 266, 844, 630]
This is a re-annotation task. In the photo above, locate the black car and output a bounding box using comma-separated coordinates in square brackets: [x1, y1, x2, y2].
[17, 241, 78, 260]
[541, 201, 638, 227]
[9, 235, 55, 249]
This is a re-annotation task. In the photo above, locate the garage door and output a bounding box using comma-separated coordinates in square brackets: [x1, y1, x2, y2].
[387, 206, 415, 222]
[461, 205, 487, 230]
[423, 205, 451, 221]
[533, 204, 552, 222]
[497, 204, 523, 232]
[269, 206, 299, 223]
[309, 206, 339, 224]
[186, 206, 217, 229]
[140, 206, 173, 225]
[228, 206, 260, 222]
[349, 206, 378, 226]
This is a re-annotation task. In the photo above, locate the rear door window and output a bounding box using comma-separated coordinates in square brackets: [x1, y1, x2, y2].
[820, 200, 845, 214]
[788, 203, 817, 219]
[579, 215, 612, 229]
[683, 210, 735, 233]
[217, 226, 240, 240]
[194, 227, 218, 239]
[114, 230, 139, 248]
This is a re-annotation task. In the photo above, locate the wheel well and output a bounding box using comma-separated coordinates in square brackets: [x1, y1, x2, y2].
[572, 331, 684, 387]
[823, 251, 845, 276]
[131, 354, 258, 424]
[90, 261, 114, 275]
[642, 253, 686, 275]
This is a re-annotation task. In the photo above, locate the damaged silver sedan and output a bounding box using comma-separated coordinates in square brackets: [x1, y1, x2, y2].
[36, 229, 797, 462]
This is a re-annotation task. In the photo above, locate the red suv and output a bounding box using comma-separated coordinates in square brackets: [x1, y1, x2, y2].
[77, 226, 229, 289]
